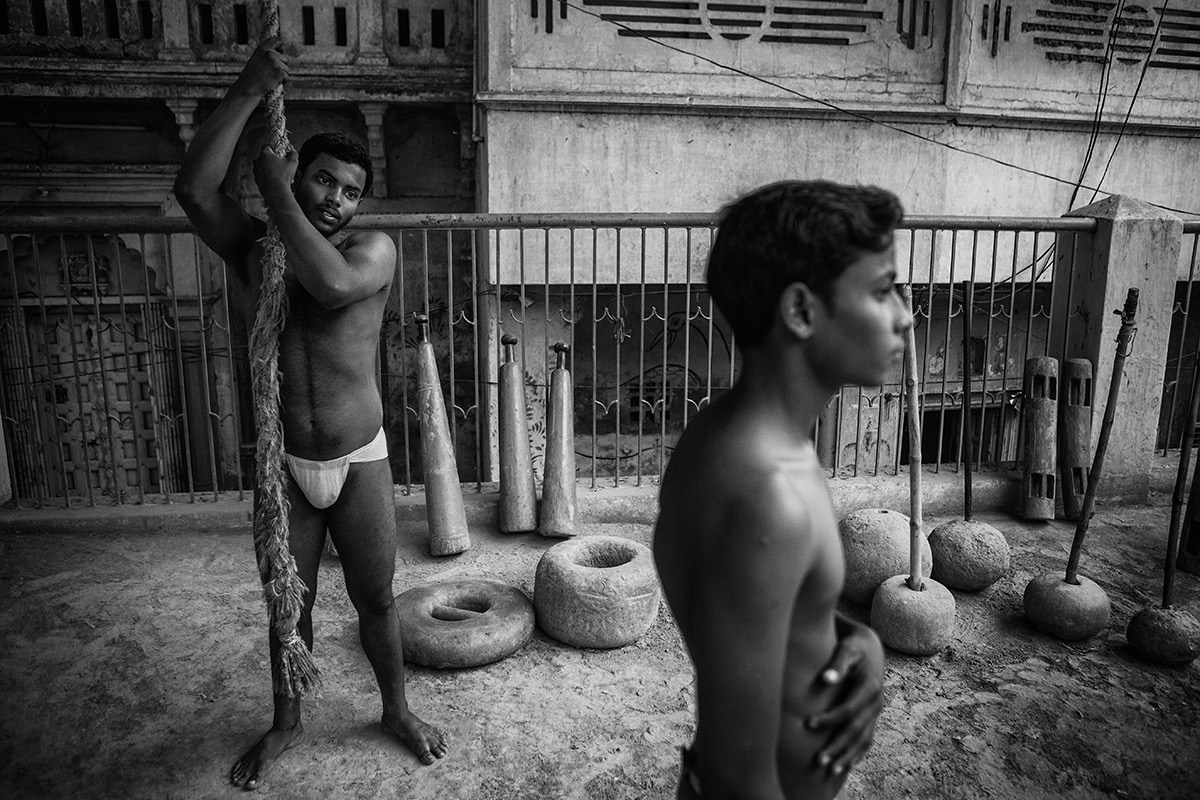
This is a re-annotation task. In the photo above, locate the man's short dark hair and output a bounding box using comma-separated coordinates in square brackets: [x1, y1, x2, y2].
[297, 132, 374, 196]
[706, 180, 903, 348]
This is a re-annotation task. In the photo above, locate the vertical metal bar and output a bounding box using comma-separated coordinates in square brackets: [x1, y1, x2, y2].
[544, 227, 552, 399]
[140, 233, 173, 501]
[1023, 231, 1040, 367]
[517, 228, 527, 407]
[188, 234, 221, 501]
[57, 235, 97, 507]
[614, 227, 623, 487]
[590, 227, 600, 490]
[473, 223, 500, 485]
[210, 232, 248, 499]
[920, 228, 937, 476]
[568, 226, 577, 474]
[110, 234, 146, 504]
[543, 225, 554, 493]
[659, 225, 670, 479]
[164, 233, 197, 502]
[851, 384, 863, 477]
[683, 227, 694, 432]
[1042, 232, 1057, 360]
[1058, 232, 1076, 366]
[398, 229, 412, 493]
[444, 228, 458, 456]
[936, 229, 959, 473]
[30, 236, 70, 506]
[980, 230, 1000, 471]
[705, 226, 717, 418]
[955, 230, 976, 473]
[469, 228, 482, 492]
[83, 235, 122, 504]
[636, 227, 647, 486]
[1006, 232, 1022, 467]
[900, 231, 918, 476]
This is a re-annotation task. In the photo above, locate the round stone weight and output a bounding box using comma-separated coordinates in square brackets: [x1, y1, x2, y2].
[1126, 606, 1200, 667]
[870, 575, 956, 656]
[1022, 573, 1110, 641]
[839, 508, 932, 606]
[534, 535, 661, 649]
[928, 519, 1011, 592]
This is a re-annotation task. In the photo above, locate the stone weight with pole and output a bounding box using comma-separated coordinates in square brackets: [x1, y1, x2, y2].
[870, 285, 955, 656]
[1023, 289, 1139, 641]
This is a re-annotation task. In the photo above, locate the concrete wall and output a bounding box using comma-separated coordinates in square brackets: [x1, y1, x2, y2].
[480, 2, 1200, 219]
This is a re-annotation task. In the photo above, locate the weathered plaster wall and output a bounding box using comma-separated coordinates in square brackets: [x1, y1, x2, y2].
[482, 1, 1200, 221]
[483, 108, 1199, 216]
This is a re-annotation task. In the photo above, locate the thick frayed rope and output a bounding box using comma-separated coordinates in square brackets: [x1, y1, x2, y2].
[248, 0, 319, 697]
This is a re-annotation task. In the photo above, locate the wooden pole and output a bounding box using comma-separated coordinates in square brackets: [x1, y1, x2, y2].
[902, 286, 924, 591]
[961, 280, 974, 522]
[1065, 289, 1139, 584]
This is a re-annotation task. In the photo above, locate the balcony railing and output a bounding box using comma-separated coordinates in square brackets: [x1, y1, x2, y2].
[0, 0, 472, 64]
[5, 211, 1167, 509]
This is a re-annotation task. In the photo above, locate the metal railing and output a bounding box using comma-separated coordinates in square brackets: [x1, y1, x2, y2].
[1160, 220, 1200, 454]
[1, 212, 1107, 507]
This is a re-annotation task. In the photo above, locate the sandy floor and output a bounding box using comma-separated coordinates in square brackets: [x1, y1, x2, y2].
[1, 502, 1199, 799]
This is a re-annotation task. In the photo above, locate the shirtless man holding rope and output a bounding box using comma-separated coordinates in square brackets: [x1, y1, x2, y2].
[174, 39, 446, 790]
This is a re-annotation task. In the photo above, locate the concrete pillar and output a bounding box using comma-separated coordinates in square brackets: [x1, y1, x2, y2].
[1049, 195, 1182, 504]
[358, 102, 389, 198]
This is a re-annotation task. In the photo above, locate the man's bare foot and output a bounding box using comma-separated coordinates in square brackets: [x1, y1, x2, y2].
[229, 722, 304, 791]
[382, 710, 448, 765]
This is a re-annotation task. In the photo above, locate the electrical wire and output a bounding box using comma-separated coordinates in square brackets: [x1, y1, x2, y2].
[1089, 0, 1170, 205]
[1069, 0, 1126, 213]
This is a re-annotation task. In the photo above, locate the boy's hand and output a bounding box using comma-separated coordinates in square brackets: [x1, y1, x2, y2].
[806, 623, 885, 777]
[253, 146, 298, 208]
[232, 37, 291, 98]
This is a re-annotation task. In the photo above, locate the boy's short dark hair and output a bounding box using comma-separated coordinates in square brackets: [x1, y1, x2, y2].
[297, 132, 374, 196]
[706, 180, 903, 347]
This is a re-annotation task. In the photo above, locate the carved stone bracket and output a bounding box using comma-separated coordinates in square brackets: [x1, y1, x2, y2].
[166, 99, 200, 149]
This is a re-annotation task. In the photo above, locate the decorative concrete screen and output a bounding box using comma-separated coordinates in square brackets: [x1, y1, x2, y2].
[493, 1, 1200, 123]
[496, 0, 949, 104]
[963, 1, 1200, 121]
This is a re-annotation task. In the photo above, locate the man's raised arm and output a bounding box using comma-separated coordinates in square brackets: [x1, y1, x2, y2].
[173, 38, 290, 265]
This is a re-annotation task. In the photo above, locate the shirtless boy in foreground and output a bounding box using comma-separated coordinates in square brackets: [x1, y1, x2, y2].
[174, 39, 446, 790]
[655, 180, 910, 799]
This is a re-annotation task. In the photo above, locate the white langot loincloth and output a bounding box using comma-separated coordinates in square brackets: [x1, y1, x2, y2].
[284, 427, 388, 509]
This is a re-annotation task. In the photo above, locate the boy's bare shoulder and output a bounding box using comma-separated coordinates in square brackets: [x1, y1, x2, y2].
[660, 415, 816, 541]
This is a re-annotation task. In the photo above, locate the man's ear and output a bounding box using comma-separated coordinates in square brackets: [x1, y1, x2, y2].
[779, 282, 818, 340]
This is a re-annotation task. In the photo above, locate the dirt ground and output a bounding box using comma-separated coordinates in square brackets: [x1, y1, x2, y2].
[1, 500, 1199, 800]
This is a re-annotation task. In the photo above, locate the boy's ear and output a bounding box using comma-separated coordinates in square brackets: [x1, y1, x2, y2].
[779, 282, 818, 340]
